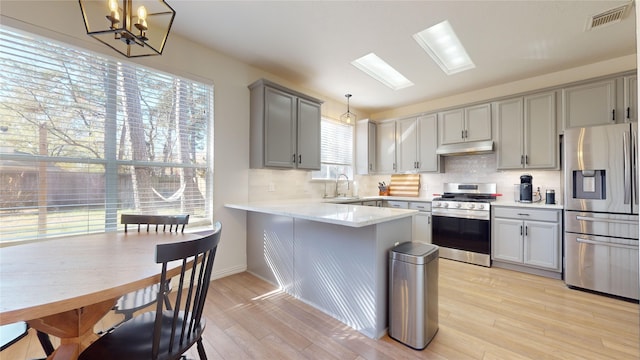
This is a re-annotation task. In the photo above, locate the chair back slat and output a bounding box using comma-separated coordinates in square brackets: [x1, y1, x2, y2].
[121, 214, 190, 233]
[151, 224, 221, 359]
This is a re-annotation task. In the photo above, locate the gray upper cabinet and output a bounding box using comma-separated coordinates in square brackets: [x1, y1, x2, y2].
[562, 78, 616, 129]
[438, 103, 491, 145]
[496, 91, 557, 170]
[375, 121, 397, 174]
[355, 119, 376, 175]
[562, 75, 638, 130]
[624, 75, 637, 123]
[249, 79, 322, 170]
[296, 98, 322, 170]
[397, 114, 439, 173]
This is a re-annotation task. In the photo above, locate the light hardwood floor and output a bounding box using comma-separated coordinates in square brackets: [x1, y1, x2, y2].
[3, 259, 639, 360]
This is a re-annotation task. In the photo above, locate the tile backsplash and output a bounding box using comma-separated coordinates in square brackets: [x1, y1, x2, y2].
[248, 153, 562, 203]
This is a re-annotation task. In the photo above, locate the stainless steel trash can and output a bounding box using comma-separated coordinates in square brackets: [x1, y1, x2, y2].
[389, 242, 439, 349]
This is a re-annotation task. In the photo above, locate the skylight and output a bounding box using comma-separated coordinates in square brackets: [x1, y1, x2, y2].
[413, 20, 475, 75]
[351, 53, 414, 90]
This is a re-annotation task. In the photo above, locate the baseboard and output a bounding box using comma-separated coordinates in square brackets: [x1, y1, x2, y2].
[492, 261, 562, 280]
[211, 264, 247, 281]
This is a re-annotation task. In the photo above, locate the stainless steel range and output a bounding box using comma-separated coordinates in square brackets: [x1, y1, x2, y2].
[432, 183, 497, 267]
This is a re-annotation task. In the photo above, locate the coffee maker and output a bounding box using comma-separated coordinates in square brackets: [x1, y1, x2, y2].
[519, 174, 533, 203]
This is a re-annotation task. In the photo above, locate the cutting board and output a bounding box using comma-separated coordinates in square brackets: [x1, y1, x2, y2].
[389, 174, 420, 197]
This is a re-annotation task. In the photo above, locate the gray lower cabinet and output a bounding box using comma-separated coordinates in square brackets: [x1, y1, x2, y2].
[384, 200, 408, 209]
[362, 200, 382, 207]
[410, 202, 432, 244]
[249, 78, 322, 169]
[492, 206, 562, 278]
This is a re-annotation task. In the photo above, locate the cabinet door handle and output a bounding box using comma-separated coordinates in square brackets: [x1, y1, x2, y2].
[525, 226, 528, 236]
[292, 154, 296, 163]
[627, 107, 631, 120]
[369, 163, 373, 171]
[612, 109, 616, 122]
[298, 154, 302, 164]
[520, 155, 524, 165]
[465, 129, 468, 138]
[393, 163, 397, 170]
[525, 155, 528, 165]
[517, 213, 530, 216]
[428, 215, 431, 224]
[520, 225, 523, 236]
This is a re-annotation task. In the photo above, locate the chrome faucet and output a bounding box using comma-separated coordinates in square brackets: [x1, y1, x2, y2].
[336, 173, 350, 197]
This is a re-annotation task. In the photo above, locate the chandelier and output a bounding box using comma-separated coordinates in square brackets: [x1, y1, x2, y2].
[79, 0, 176, 58]
[340, 94, 356, 125]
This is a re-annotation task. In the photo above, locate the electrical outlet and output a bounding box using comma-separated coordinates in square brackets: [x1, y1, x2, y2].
[268, 182, 275, 192]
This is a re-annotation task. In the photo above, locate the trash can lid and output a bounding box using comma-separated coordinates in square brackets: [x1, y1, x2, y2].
[390, 242, 439, 265]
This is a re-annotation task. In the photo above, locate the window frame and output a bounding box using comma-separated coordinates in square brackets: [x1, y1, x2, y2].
[0, 26, 214, 244]
[311, 117, 354, 182]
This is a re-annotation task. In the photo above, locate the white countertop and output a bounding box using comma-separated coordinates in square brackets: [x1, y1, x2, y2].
[492, 198, 564, 210]
[225, 200, 417, 228]
[323, 195, 437, 203]
[325, 195, 564, 209]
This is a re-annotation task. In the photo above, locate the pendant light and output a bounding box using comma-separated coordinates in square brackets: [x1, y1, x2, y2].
[79, 0, 176, 58]
[340, 94, 356, 125]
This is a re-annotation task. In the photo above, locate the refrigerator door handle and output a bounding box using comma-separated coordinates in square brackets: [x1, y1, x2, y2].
[576, 237, 639, 250]
[575, 215, 638, 225]
[623, 130, 631, 204]
[633, 128, 638, 208]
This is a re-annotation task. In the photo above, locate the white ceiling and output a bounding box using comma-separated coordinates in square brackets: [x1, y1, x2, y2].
[170, 1, 636, 114]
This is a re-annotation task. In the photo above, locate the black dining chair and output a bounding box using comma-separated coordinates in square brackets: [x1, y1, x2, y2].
[79, 223, 222, 360]
[113, 214, 190, 325]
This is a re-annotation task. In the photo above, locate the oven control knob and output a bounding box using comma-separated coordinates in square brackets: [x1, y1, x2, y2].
[476, 204, 485, 210]
[455, 203, 461, 208]
[442, 203, 449, 208]
[468, 203, 475, 209]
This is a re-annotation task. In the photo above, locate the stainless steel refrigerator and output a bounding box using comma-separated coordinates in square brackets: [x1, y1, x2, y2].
[564, 122, 639, 300]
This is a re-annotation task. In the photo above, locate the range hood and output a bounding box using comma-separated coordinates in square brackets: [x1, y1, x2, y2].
[436, 140, 494, 156]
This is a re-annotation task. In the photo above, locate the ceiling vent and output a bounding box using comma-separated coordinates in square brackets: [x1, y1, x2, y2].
[586, 3, 631, 30]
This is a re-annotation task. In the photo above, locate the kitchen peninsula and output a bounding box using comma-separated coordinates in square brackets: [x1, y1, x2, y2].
[225, 201, 417, 338]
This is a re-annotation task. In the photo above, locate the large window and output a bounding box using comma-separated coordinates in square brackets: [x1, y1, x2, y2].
[0, 27, 213, 243]
[313, 118, 353, 180]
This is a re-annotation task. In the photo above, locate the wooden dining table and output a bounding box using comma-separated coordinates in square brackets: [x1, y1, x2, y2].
[0, 230, 208, 360]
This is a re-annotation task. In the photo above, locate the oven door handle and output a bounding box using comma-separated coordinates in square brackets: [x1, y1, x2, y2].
[432, 213, 490, 221]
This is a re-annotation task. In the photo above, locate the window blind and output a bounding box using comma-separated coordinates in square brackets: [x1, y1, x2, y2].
[313, 118, 353, 179]
[0, 27, 213, 243]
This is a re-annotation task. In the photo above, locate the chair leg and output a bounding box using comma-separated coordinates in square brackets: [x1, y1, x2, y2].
[36, 331, 55, 356]
[196, 339, 207, 360]
[163, 280, 173, 310]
